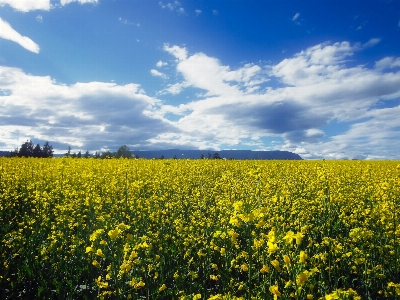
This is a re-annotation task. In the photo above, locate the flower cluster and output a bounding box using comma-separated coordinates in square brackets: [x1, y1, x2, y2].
[1, 158, 399, 299]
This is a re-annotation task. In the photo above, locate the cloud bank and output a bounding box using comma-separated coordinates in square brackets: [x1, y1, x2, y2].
[1, 40, 400, 159]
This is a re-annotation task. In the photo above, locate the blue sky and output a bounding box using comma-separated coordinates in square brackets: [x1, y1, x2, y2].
[1, 0, 400, 159]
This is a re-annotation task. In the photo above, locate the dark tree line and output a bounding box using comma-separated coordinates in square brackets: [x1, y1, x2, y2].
[64, 145, 136, 159]
[9, 140, 54, 158]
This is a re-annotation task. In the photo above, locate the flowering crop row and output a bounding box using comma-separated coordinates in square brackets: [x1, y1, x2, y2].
[1, 158, 400, 299]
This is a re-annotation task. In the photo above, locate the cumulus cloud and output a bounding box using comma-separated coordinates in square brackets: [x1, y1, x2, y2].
[2, 39, 400, 158]
[0, 66, 174, 152]
[0, 0, 50, 11]
[156, 60, 168, 68]
[0, 18, 40, 53]
[152, 42, 400, 158]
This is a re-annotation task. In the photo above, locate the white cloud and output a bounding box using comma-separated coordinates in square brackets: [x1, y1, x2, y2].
[0, 0, 50, 11]
[362, 38, 380, 48]
[150, 69, 168, 79]
[212, 10, 218, 15]
[161, 81, 190, 95]
[0, 18, 40, 53]
[0, 66, 172, 152]
[195, 9, 202, 16]
[163, 44, 188, 61]
[375, 57, 400, 69]
[60, 0, 98, 5]
[292, 12, 300, 21]
[156, 60, 168, 68]
[152, 42, 400, 158]
[159, 1, 185, 14]
[36, 15, 43, 23]
[118, 17, 140, 26]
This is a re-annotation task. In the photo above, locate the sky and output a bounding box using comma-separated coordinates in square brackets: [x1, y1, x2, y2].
[1, 0, 400, 159]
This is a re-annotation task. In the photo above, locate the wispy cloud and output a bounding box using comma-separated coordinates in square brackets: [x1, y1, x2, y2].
[292, 12, 300, 21]
[36, 15, 43, 23]
[0, 18, 40, 53]
[195, 9, 202, 16]
[159, 1, 185, 14]
[212, 10, 218, 16]
[118, 17, 140, 26]
[0, 0, 50, 12]
[150, 69, 168, 79]
[60, 0, 98, 5]
[362, 38, 381, 48]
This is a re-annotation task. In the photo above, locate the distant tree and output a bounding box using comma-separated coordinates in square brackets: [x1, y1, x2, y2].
[77, 150, 82, 158]
[71, 152, 77, 158]
[200, 154, 205, 159]
[116, 145, 131, 158]
[84, 150, 90, 158]
[93, 151, 100, 159]
[173, 155, 177, 159]
[160, 155, 164, 159]
[9, 148, 19, 157]
[65, 146, 72, 157]
[101, 151, 113, 159]
[19, 140, 35, 157]
[208, 152, 212, 159]
[42, 141, 54, 158]
[213, 152, 221, 159]
[33, 143, 43, 158]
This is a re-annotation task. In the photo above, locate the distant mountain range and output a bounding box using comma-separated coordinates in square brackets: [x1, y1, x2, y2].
[0, 149, 302, 160]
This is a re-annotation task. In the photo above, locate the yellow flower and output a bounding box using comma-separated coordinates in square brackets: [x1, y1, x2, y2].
[159, 284, 167, 292]
[296, 270, 310, 286]
[299, 250, 308, 263]
[269, 285, 281, 297]
[92, 260, 100, 268]
[108, 228, 121, 240]
[134, 281, 145, 289]
[193, 294, 202, 300]
[271, 260, 281, 272]
[241, 263, 248, 272]
[283, 231, 295, 245]
[96, 249, 104, 257]
[85, 246, 94, 253]
[210, 274, 219, 281]
[267, 241, 279, 254]
[260, 265, 270, 273]
[283, 254, 291, 266]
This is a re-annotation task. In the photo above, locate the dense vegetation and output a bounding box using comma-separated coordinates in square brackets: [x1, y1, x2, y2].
[1, 158, 399, 299]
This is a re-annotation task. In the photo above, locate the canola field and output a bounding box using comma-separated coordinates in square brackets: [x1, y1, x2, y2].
[1, 158, 400, 299]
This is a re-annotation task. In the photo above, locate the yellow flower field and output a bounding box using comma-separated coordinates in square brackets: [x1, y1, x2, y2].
[1, 158, 399, 299]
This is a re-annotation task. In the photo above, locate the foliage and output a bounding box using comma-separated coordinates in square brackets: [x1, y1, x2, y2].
[1, 158, 399, 299]
[10, 140, 53, 158]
